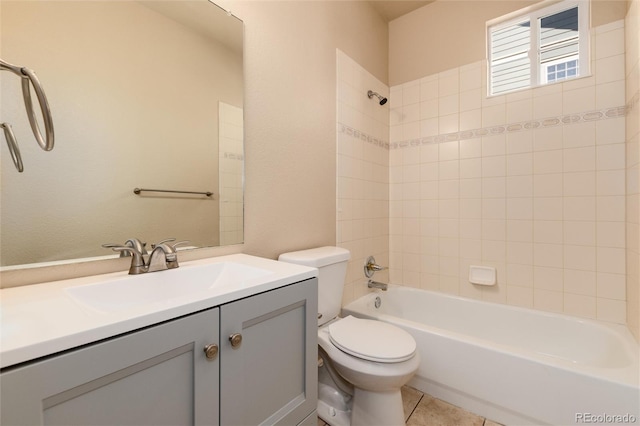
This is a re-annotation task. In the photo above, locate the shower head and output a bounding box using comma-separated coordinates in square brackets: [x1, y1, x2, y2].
[367, 90, 388, 106]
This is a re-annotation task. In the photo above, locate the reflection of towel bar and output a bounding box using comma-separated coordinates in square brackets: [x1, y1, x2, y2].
[133, 187, 213, 197]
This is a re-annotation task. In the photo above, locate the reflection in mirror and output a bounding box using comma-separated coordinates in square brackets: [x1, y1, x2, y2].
[0, 0, 244, 267]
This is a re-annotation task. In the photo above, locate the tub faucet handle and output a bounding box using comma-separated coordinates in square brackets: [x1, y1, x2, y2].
[364, 255, 388, 278]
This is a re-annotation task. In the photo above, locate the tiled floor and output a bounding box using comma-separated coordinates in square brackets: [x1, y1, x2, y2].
[317, 386, 503, 426]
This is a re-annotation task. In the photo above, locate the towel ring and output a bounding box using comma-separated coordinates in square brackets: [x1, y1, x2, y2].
[1, 123, 24, 172]
[20, 67, 54, 151]
[0, 59, 55, 152]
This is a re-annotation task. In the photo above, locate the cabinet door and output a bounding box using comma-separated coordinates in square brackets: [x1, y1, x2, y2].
[220, 278, 317, 426]
[1, 308, 220, 426]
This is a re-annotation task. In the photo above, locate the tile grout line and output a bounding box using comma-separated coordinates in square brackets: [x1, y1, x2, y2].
[406, 392, 425, 423]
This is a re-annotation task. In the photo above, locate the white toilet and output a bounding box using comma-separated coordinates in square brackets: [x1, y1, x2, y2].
[279, 247, 419, 426]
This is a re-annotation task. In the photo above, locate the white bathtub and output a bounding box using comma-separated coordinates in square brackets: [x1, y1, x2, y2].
[342, 286, 640, 425]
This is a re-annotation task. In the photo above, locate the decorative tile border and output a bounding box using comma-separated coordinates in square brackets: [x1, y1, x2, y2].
[338, 90, 639, 151]
[222, 152, 244, 161]
[337, 123, 389, 149]
[390, 105, 628, 150]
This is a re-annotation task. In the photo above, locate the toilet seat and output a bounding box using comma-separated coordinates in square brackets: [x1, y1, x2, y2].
[328, 316, 416, 363]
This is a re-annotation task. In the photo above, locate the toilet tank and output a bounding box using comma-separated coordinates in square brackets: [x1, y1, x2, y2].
[278, 247, 350, 326]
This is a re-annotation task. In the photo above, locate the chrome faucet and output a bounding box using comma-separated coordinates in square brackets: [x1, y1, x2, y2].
[146, 243, 178, 273]
[103, 238, 187, 274]
[367, 279, 388, 291]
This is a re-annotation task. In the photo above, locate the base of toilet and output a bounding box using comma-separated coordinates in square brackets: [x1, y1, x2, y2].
[318, 398, 350, 426]
[351, 388, 405, 426]
[318, 387, 405, 426]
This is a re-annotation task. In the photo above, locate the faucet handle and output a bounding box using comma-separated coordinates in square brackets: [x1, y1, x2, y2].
[170, 240, 190, 251]
[364, 255, 388, 278]
[102, 244, 146, 274]
[154, 243, 176, 256]
[151, 238, 176, 249]
[150, 239, 189, 258]
[125, 238, 147, 255]
[103, 244, 144, 263]
[160, 241, 188, 269]
[102, 243, 131, 258]
[102, 239, 147, 257]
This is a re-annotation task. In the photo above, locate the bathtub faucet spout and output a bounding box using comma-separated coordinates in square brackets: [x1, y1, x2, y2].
[368, 279, 388, 291]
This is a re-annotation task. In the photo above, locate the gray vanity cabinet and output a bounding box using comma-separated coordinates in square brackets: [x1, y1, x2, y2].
[0, 278, 318, 426]
[220, 278, 318, 426]
[0, 307, 221, 426]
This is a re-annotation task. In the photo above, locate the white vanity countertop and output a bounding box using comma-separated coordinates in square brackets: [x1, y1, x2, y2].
[0, 254, 317, 369]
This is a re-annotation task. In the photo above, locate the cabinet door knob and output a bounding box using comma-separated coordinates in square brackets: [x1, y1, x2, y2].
[229, 333, 242, 348]
[204, 343, 219, 359]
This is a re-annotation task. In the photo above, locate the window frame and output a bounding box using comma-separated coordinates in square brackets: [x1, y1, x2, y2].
[486, 0, 590, 96]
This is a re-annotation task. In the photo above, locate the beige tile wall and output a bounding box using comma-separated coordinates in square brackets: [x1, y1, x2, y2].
[388, 21, 629, 323]
[336, 11, 639, 334]
[336, 50, 390, 305]
[625, 0, 640, 340]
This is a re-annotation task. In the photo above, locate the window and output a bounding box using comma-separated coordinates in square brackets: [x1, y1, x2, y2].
[487, 1, 589, 96]
[544, 58, 579, 83]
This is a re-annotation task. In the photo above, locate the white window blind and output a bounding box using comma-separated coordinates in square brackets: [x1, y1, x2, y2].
[490, 19, 531, 95]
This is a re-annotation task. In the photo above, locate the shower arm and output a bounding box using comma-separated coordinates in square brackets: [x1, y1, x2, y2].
[367, 90, 388, 105]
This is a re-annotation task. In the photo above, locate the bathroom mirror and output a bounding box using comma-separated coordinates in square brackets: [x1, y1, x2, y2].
[0, 0, 244, 267]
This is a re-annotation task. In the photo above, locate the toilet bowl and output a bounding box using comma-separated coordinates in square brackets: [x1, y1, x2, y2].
[318, 317, 420, 426]
[278, 247, 419, 426]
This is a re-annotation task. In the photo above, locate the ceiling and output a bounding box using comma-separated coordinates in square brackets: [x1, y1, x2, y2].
[368, 0, 434, 22]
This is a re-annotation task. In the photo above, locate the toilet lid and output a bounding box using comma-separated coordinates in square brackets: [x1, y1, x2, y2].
[328, 316, 416, 363]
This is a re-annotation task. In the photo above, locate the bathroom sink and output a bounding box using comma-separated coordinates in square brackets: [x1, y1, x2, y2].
[1, 253, 318, 369]
[65, 261, 273, 313]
